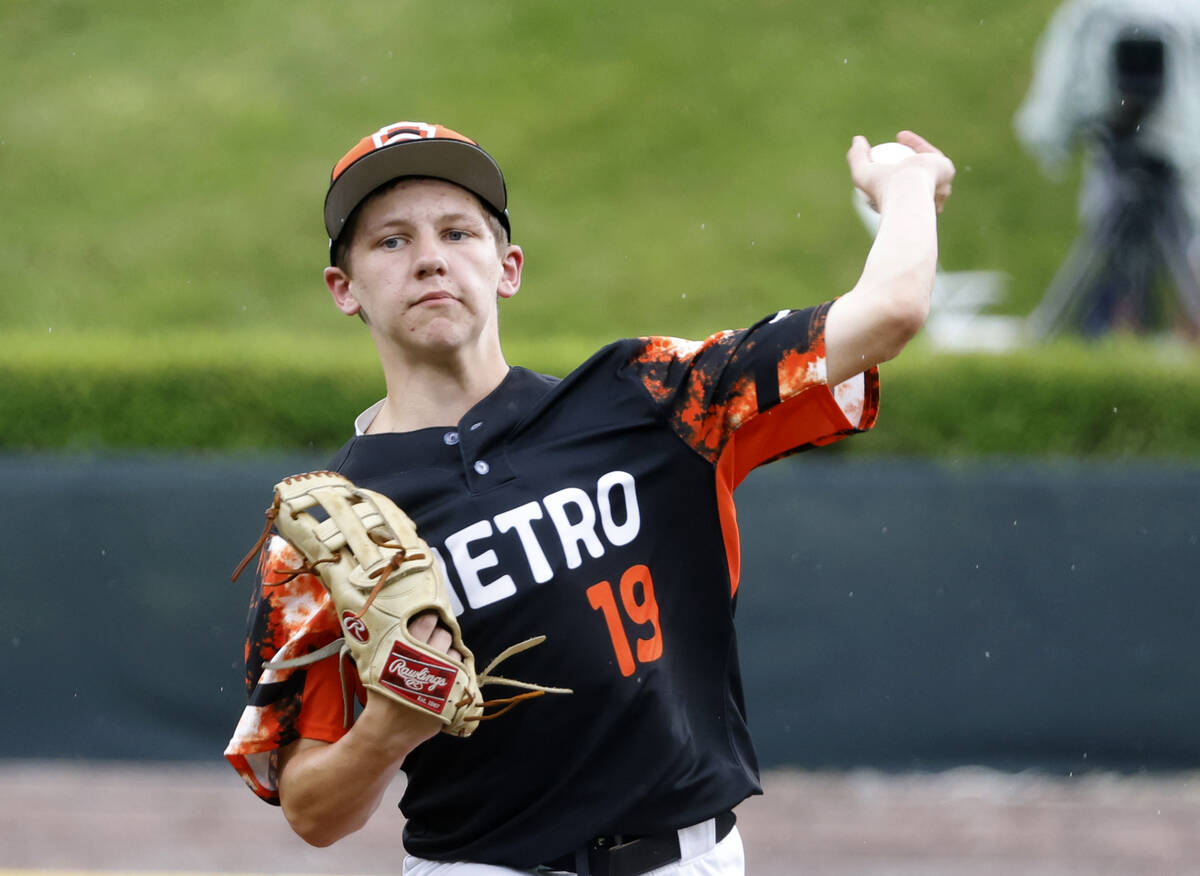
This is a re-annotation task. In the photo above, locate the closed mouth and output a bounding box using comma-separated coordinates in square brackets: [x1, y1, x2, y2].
[412, 291, 457, 307]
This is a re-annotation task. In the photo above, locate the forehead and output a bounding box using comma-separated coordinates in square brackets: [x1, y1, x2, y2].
[356, 178, 491, 228]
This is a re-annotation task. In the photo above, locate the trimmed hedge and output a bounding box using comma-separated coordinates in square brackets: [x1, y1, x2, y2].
[871, 344, 1200, 460]
[4, 330, 1199, 459]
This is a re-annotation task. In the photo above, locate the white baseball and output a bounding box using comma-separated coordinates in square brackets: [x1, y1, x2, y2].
[852, 141, 918, 233]
[867, 141, 917, 164]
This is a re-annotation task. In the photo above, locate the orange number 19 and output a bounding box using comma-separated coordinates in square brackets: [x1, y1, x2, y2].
[586, 564, 664, 677]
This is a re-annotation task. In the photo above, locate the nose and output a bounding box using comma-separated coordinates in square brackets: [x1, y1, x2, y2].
[413, 236, 448, 279]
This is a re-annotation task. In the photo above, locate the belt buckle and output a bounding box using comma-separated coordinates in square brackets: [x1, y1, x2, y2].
[582, 835, 620, 876]
[547, 811, 734, 876]
[591, 831, 681, 876]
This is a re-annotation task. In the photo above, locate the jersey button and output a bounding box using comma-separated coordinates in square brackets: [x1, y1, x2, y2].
[443, 431, 460, 446]
[473, 460, 491, 475]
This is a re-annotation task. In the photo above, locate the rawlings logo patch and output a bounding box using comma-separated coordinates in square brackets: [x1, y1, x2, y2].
[342, 611, 370, 644]
[379, 641, 456, 714]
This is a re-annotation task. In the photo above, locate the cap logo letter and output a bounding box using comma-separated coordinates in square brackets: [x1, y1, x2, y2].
[372, 122, 438, 149]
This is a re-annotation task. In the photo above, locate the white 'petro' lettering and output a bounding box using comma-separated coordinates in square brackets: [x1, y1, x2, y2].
[543, 486, 606, 570]
[438, 470, 642, 611]
[494, 501, 553, 583]
[444, 519, 517, 609]
[596, 471, 639, 546]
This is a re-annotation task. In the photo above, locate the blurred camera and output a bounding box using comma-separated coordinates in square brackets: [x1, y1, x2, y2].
[1109, 28, 1166, 135]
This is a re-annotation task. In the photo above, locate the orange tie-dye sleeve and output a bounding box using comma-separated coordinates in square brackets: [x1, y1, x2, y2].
[223, 536, 350, 804]
[630, 302, 878, 482]
[630, 303, 879, 598]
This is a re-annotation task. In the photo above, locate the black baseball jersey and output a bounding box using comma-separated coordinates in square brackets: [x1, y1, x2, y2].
[225, 301, 879, 867]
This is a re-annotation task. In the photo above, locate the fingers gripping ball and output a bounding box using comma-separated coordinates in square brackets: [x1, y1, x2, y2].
[852, 141, 919, 235]
[234, 471, 570, 738]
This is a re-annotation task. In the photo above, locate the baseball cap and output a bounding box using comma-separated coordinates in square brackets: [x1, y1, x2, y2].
[324, 120, 510, 251]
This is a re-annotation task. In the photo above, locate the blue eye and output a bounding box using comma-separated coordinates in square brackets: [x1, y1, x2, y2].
[381, 237, 401, 249]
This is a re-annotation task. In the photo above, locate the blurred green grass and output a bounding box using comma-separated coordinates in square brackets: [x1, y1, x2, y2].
[6, 0, 1195, 459]
[3, 0, 1073, 342]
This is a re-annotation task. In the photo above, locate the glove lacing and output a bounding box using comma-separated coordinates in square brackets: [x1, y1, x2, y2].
[264, 634, 570, 729]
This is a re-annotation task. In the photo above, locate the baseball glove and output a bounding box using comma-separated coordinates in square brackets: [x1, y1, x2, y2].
[233, 470, 569, 738]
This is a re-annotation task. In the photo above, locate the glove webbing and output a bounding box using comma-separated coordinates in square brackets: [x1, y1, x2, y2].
[233, 486, 426, 621]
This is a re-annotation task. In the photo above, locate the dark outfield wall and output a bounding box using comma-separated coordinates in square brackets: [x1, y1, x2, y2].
[2, 454, 1197, 773]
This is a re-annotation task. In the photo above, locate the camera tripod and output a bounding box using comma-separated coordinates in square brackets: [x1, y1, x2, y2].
[1028, 132, 1200, 340]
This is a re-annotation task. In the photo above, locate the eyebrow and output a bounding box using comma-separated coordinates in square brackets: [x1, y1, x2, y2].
[367, 211, 487, 233]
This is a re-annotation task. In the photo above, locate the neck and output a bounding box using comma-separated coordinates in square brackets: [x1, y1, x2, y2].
[368, 349, 510, 434]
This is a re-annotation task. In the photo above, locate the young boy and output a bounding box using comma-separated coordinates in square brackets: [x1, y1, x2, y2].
[226, 120, 954, 875]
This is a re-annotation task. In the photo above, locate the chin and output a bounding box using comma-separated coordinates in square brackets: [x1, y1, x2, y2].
[406, 326, 478, 356]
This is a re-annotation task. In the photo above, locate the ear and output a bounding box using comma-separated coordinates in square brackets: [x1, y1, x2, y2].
[497, 245, 524, 300]
[324, 266, 362, 316]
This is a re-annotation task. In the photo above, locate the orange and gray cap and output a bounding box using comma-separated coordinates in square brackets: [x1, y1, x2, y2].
[324, 121, 509, 256]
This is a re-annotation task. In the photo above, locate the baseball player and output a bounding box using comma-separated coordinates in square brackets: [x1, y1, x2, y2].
[226, 120, 955, 875]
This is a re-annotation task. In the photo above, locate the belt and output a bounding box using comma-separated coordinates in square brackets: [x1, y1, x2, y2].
[538, 811, 736, 876]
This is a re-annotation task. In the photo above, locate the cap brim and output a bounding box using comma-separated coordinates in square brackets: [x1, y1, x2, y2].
[324, 138, 508, 241]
